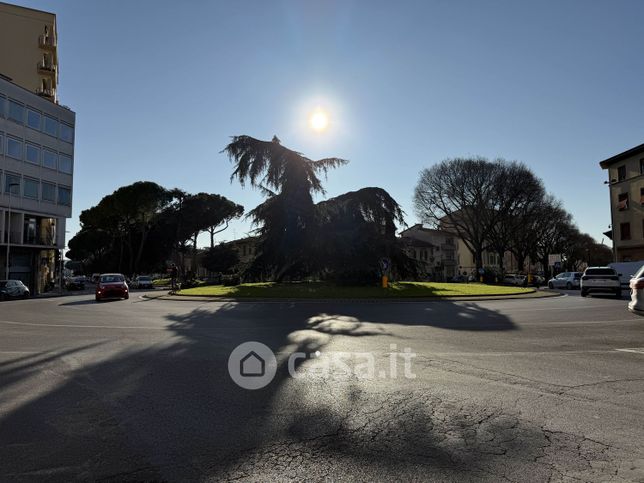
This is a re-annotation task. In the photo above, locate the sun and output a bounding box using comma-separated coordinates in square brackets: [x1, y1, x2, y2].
[309, 108, 329, 131]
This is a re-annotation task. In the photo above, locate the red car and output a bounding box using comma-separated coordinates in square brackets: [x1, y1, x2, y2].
[95, 273, 129, 301]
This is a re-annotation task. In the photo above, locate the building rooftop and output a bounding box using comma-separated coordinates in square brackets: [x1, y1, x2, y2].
[599, 143, 644, 169]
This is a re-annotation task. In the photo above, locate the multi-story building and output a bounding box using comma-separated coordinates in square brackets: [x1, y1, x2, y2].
[1, 3, 74, 294]
[0, 2, 58, 103]
[399, 224, 459, 280]
[599, 143, 644, 262]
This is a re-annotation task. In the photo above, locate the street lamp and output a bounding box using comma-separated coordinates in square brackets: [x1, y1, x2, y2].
[5, 182, 19, 280]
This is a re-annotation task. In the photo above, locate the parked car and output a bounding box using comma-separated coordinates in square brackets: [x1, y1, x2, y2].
[628, 264, 644, 314]
[0, 280, 30, 300]
[95, 273, 129, 301]
[65, 276, 86, 291]
[133, 275, 154, 289]
[580, 267, 621, 298]
[503, 274, 526, 286]
[547, 272, 582, 290]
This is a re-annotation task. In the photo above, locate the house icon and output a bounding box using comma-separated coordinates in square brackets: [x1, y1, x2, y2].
[240, 351, 265, 377]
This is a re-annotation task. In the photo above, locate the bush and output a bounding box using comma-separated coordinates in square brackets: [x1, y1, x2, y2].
[222, 275, 241, 286]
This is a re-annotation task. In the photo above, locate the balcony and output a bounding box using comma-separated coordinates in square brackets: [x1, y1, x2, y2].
[37, 61, 57, 76]
[23, 231, 56, 246]
[37, 86, 56, 100]
[38, 34, 56, 50]
[1, 231, 22, 245]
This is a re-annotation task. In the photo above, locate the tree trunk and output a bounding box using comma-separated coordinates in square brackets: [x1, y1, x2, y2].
[497, 249, 505, 275]
[134, 227, 149, 274]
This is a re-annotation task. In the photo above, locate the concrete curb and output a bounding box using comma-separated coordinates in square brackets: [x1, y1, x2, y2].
[141, 288, 564, 304]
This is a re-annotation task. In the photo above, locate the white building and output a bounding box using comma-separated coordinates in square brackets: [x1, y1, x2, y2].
[0, 74, 75, 293]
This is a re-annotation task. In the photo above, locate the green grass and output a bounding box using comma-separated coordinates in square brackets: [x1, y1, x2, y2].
[176, 281, 533, 299]
[152, 278, 171, 287]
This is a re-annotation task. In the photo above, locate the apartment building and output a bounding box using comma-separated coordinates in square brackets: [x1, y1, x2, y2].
[599, 143, 644, 262]
[0, 3, 74, 293]
[399, 224, 459, 280]
[0, 2, 58, 103]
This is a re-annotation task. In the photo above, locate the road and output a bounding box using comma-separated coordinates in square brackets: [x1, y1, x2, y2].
[0, 290, 643, 482]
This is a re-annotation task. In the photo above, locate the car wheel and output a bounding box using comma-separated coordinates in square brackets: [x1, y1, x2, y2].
[615, 290, 622, 299]
[581, 289, 587, 297]
[548, 282, 553, 289]
[95, 296, 101, 302]
[566, 282, 572, 290]
[124, 294, 129, 300]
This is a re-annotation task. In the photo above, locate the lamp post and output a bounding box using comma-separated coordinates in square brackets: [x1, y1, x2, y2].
[5, 182, 19, 280]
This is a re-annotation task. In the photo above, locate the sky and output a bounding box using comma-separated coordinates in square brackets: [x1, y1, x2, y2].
[17, 0, 644, 247]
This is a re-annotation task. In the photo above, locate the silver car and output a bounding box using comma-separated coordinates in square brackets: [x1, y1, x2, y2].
[547, 272, 581, 290]
[0, 280, 30, 300]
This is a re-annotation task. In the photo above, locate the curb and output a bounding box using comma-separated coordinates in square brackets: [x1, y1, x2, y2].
[142, 289, 563, 304]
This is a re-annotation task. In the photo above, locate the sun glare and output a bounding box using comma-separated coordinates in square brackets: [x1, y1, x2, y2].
[309, 108, 329, 131]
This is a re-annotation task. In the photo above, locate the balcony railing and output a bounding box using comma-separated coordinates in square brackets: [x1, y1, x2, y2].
[1, 231, 22, 244]
[24, 231, 56, 246]
[37, 61, 56, 75]
[37, 87, 55, 99]
[38, 34, 56, 49]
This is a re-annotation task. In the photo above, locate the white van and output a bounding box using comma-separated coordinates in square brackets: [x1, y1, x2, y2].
[609, 261, 644, 289]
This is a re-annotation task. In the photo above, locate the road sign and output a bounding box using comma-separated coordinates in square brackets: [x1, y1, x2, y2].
[548, 254, 562, 266]
[554, 261, 561, 270]
[379, 258, 391, 274]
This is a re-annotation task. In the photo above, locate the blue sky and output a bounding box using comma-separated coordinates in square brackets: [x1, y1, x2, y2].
[18, 0, 644, 246]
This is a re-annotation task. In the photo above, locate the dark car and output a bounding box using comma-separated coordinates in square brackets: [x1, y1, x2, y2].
[95, 273, 129, 302]
[66, 276, 86, 291]
[0, 280, 30, 300]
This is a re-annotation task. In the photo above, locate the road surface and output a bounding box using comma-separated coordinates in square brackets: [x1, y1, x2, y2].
[0, 291, 643, 481]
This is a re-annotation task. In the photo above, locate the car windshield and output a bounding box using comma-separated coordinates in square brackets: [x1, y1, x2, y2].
[585, 268, 615, 276]
[139, 277, 151, 281]
[574, 273, 581, 279]
[100, 275, 124, 283]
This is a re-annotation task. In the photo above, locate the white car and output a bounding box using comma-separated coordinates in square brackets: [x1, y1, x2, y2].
[547, 272, 582, 290]
[503, 274, 526, 286]
[580, 267, 621, 298]
[628, 265, 644, 314]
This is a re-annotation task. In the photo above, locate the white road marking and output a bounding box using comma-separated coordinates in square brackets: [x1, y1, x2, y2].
[616, 348, 644, 354]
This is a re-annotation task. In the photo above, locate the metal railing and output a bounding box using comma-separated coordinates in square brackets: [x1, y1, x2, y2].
[38, 35, 56, 49]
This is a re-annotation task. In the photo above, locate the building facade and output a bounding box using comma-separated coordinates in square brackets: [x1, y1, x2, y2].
[600, 143, 644, 262]
[0, 2, 58, 103]
[399, 224, 459, 280]
[0, 75, 74, 293]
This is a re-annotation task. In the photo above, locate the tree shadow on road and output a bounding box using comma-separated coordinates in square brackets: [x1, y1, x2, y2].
[0, 300, 574, 482]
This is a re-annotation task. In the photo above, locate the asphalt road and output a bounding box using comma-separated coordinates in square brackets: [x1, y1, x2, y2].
[0, 290, 643, 482]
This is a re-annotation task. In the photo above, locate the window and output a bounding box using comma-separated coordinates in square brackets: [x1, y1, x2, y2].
[641, 188, 644, 206]
[43, 115, 58, 137]
[58, 186, 71, 205]
[618, 192, 629, 211]
[24, 178, 39, 199]
[0, 96, 4, 117]
[43, 149, 57, 169]
[6, 137, 22, 159]
[640, 159, 644, 175]
[0, 133, 3, 152]
[59, 123, 74, 143]
[25, 144, 40, 165]
[5, 173, 20, 195]
[620, 222, 631, 241]
[26, 109, 41, 130]
[617, 165, 626, 181]
[8, 100, 24, 123]
[58, 154, 73, 174]
[42, 182, 56, 202]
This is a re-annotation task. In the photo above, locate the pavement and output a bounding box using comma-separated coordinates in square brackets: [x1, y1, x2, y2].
[0, 289, 643, 481]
